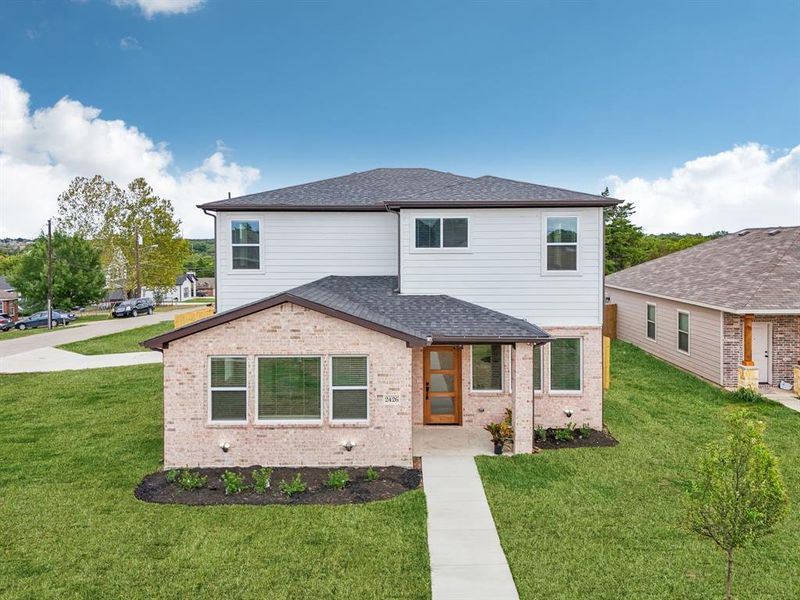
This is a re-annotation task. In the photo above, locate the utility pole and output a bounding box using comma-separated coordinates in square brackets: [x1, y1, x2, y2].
[134, 224, 142, 299]
[46, 219, 53, 329]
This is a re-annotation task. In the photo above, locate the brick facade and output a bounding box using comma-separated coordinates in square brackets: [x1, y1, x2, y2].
[722, 313, 800, 388]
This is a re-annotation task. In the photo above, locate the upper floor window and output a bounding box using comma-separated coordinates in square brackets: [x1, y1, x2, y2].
[646, 303, 656, 340]
[677, 311, 690, 353]
[415, 217, 468, 249]
[231, 220, 260, 270]
[545, 216, 578, 271]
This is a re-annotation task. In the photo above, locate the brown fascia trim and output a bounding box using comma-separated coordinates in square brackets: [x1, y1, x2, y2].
[386, 199, 621, 209]
[141, 293, 428, 350]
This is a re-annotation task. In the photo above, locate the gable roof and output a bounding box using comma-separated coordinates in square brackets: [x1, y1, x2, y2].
[143, 276, 551, 350]
[198, 168, 618, 211]
[0, 276, 13, 291]
[606, 226, 800, 314]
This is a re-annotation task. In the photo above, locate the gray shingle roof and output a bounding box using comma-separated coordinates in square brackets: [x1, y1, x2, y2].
[198, 168, 617, 210]
[606, 226, 800, 313]
[143, 276, 550, 349]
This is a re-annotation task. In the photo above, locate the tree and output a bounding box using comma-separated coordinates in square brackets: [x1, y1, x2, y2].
[184, 253, 214, 277]
[604, 201, 644, 274]
[685, 410, 789, 600]
[0, 253, 21, 279]
[57, 175, 189, 297]
[10, 232, 105, 312]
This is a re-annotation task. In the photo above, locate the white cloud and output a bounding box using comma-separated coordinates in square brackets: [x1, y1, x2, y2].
[120, 35, 142, 50]
[605, 143, 800, 234]
[0, 74, 260, 239]
[113, 0, 204, 18]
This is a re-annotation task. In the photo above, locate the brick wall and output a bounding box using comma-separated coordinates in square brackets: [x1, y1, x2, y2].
[722, 313, 800, 387]
[163, 302, 413, 468]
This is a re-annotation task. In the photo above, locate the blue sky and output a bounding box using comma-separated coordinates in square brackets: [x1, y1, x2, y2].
[1, 0, 798, 237]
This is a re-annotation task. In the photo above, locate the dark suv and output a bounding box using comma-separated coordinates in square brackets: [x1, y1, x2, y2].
[112, 297, 155, 318]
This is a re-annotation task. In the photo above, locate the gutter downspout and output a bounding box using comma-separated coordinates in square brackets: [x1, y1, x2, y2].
[386, 205, 401, 293]
[203, 208, 218, 314]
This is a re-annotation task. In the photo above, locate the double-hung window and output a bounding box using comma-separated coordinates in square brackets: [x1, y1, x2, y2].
[415, 217, 469, 248]
[472, 344, 503, 391]
[532, 344, 542, 391]
[231, 220, 260, 270]
[545, 216, 578, 271]
[331, 356, 369, 421]
[550, 338, 582, 393]
[257, 357, 321, 422]
[646, 303, 656, 340]
[677, 311, 690, 353]
[209, 357, 247, 422]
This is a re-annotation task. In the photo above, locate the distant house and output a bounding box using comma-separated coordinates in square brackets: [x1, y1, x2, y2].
[143, 272, 197, 303]
[0, 276, 19, 320]
[606, 227, 799, 392]
[196, 277, 215, 297]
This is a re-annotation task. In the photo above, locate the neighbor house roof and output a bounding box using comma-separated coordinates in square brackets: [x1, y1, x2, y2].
[198, 168, 619, 211]
[606, 226, 800, 314]
[143, 276, 551, 349]
[0, 276, 14, 291]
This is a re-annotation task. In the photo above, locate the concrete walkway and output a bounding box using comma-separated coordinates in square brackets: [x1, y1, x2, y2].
[762, 386, 800, 413]
[422, 456, 519, 600]
[0, 346, 162, 373]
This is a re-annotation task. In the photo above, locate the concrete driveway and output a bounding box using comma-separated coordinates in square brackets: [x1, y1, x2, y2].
[0, 308, 195, 358]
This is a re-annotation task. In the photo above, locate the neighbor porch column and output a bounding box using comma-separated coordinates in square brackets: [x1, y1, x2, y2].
[737, 314, 759, 390]
[512, 342, 534, 454]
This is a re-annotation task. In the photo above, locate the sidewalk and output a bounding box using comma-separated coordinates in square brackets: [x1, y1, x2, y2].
[0, 346, 161, 373]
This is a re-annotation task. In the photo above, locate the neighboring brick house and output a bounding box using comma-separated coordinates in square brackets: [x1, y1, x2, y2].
[196, 277, 215, 297]
[144, 168, 617, 468]
[0, 276, 19, 320]
[606, 226, 800, 392]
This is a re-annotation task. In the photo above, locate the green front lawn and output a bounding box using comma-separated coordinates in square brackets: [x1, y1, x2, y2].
[478, 340, 800, 599]
[58, 322, 174, 355]
[0, 365, 430, 599]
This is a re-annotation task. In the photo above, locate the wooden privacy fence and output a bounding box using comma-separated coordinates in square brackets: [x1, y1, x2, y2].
[603, 303, 617, 339]
[174, 305, 215, 329]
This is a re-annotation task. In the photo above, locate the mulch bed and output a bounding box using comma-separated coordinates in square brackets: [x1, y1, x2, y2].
[135, 466, 422, 506]
[533, 428, 618, 450]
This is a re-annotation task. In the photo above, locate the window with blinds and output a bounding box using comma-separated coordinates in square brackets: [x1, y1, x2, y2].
[533, 344, 542, 391]
[550, 338, 581, 392]
[209, 356, 247, 422]
[257, 357, 321, 421]
[472, 344, 503, 391]
[331, 356, 368, 421]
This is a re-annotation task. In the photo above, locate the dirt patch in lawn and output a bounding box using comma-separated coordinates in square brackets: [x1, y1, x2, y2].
[135, 466, 422, 506]
[533, 428, 618, 450]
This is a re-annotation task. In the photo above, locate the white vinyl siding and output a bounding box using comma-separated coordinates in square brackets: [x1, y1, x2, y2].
[216, 211, 397, 312]
[607, 288, 722, 385]
[400, 207, 604, 327]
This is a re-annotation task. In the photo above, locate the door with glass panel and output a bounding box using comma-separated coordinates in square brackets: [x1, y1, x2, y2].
[423, 346, 462, 424]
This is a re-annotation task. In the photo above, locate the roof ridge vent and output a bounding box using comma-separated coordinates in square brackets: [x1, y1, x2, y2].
[767, 228, 781, 236]
[737, 230, 750, 236]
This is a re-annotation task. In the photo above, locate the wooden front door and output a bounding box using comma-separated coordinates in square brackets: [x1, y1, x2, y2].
[423, 346, 462, 424]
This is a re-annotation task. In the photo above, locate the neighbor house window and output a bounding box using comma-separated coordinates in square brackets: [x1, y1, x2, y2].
[257, 357, 321, 421]
[415, 217, 468, 248]
[533, 345, 542, 391]
[231, 220, 260, 269]
[331, 356, 369, 421]
[209, 357, 247, 422]
[545, 216, 578, 271]
[646, 303, 656, 340]
[472, 344, 503, 391]
[550, 338, 581, 392]
[678, 311, 690, 353]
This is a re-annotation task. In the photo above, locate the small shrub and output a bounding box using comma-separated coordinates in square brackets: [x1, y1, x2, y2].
[165, 469, 178, 483]
[535, 425, 548, 442]
[729, 387, 768, 403]
[365, 466, 379, 482]
[578, 423, 592, 438]
[554, 426, 574, 442]
[326, 469, 350, 490]
[178, 469, 207, 491]
[279, 473, 307, 497]
[252, 467, 273, 493]
[221, 470, 246, 495]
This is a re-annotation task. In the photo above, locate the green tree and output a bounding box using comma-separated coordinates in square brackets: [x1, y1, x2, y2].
[0, 253, 21, 279]
[10, 232, 105, 312]
[57, 175, 189, 297]
[603, 201, 644, 274]
[685, 410, 789, 600]
[183, 253, 215, 277]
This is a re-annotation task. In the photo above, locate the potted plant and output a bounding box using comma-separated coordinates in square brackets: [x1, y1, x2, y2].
[484, 409, 514, 455]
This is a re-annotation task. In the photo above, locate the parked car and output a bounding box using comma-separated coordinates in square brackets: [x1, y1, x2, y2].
[14, 310, 73, 330]
[111, 297, 155, 318]
[0, 315, 13, 332]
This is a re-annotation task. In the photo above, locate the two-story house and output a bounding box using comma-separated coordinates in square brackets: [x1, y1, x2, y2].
[144, 168, 618, 468]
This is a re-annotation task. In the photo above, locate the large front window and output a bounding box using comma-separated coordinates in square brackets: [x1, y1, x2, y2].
[209, 357, 247, 422]
[472, 344, 503, 391]
[415, 217, 469, 248]
[331, 356, 369, 421]
[546, 216, 578, 271]
[550, 338, 581, 392]
[231, 220, 260, 269]
[257, 357, 321, 421]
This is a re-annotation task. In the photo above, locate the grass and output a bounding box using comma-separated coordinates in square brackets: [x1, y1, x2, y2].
[184, 297, 214, 303]
[477, 340, 800, 599]
[0, 323, 86, 340]
[58, 322, 174, 355]
[0, 365, 430, 599]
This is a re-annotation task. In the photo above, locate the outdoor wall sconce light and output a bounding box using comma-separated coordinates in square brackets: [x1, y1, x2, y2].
[219, 441, 230, 453]
[343, 441, 356, 452]
[564, 409, 574, 418]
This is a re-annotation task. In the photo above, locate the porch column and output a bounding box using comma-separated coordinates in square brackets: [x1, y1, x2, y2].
[512, 343, 534, 454]
[738, 314, 758, 390]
